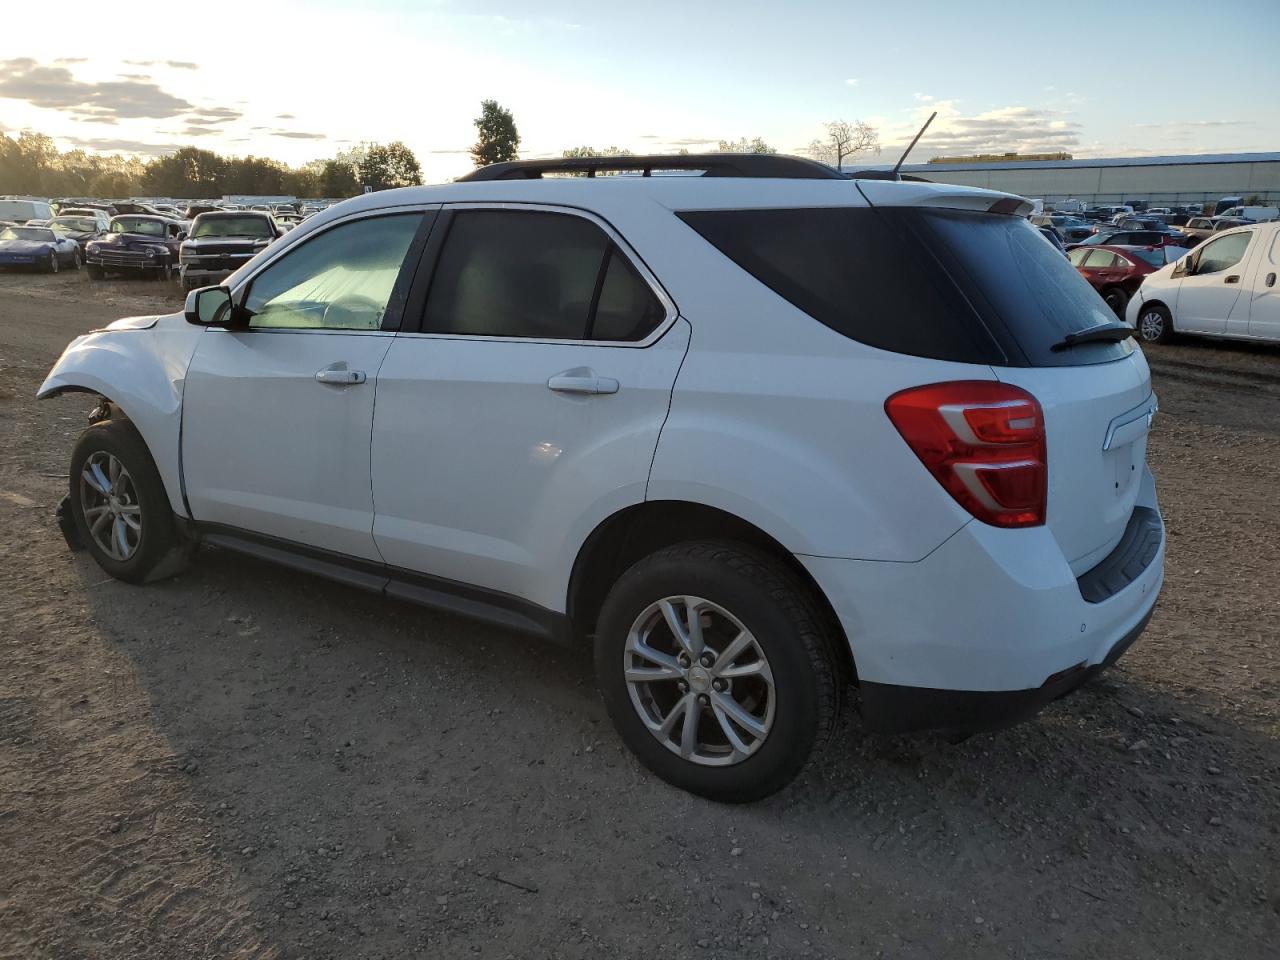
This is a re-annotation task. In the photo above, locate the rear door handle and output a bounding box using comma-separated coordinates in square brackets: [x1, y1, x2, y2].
[315, 365, 367, 386]
[1266, 272, 1277, 288]
[547, 373, 619, 395]
[1224, 274, 1240, 284]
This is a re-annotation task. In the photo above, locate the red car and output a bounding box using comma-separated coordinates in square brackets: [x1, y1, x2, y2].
[1067, 244, 1158, 317]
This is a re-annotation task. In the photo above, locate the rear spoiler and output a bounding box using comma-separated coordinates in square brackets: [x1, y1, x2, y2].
[854, 180, 1034, 217]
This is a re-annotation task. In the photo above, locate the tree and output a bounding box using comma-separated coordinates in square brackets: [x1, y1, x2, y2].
[358, 141, 423, 191]
[471, 100, 520, 168]
[562, 145, 634, 158]
[319, 158, 360, 198]
[807, 120, 879, 171]
[718, 137, 776, 154]
[142, 147, 227, 197]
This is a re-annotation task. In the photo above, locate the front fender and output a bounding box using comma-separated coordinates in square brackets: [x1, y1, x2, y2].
[38, 314, 204, 517]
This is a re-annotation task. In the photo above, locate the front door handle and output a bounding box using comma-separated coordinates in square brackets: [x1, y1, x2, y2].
[1224, 274, 1240, 284]
[1266, 272, 1277, 288]
[315, 365, 367, 386]
[547, 373, 619, 395]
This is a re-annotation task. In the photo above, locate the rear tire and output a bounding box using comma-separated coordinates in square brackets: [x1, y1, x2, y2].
[71, 248, 82, 270]
[1102, 287, 1129, 318]
[594, 540, 842, 802]
[1136, 303, 1174, 344]
[69, 419, 186, 584]
[46, 251, 59, 274]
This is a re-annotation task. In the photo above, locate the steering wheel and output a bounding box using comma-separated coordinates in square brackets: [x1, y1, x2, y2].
[320, 295, 385, 330]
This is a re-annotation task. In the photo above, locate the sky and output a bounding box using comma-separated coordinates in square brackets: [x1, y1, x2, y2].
[3, 0, 1278, 184]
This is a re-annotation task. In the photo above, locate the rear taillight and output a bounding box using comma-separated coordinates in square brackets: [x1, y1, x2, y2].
[885, 381, 1047, 528]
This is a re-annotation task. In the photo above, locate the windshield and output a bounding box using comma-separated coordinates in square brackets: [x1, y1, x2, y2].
[193, 216, 274, 239]
[111, 217, 165, 236]
[0, 226, 55, 242]
[51, 217, 98, 233]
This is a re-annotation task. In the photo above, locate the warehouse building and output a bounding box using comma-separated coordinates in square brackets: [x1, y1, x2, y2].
[877, 152, 1280, 206]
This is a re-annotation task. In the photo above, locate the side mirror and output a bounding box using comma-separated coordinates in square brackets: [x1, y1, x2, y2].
[185, 286, 235, 327]
[177, 231, 188, 241]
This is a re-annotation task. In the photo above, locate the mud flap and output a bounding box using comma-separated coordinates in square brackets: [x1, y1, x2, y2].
[56, 495, 84, 551]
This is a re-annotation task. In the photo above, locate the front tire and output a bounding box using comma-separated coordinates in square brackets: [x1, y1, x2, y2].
[69, 419, 182, 584]
[1136, 303, 1174, 343]
[594, 541, 841, 802]
[46, 251, 59, 273]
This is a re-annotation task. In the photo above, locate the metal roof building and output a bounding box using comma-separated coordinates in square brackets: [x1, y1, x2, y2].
[860, 152, 1280, 205]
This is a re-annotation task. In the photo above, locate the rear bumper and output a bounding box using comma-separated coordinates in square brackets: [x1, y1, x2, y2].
[858, 605, 1153, 734]
[800, 466, 1164, 733]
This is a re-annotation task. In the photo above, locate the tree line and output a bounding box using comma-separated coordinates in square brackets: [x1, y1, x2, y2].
[0, 133, 423, 199]
[1, 99, 879, 199]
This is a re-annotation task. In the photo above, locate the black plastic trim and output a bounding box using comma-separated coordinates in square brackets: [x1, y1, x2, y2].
[859, 606, 1155, 735]
[458, 153, 847, 181]
[196, 523, 571, 643]
[1076, 506, 1163, 603]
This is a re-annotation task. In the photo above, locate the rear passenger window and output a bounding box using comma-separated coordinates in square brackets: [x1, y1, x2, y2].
[1083, 249, 1116, 267]
[423, 210, 666, 341]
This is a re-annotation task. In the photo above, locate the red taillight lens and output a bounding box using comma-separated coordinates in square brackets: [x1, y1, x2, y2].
[885, 381, 1047, 528]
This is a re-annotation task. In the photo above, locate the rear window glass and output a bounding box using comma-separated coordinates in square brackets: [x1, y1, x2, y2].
[679, 207, 1130, 367]
[676, 207, 1003, 364]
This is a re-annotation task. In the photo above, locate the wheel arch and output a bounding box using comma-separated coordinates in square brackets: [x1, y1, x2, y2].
[567, 499, 856, 685]
[1138, 297, 1174, 329]
[38, 328, 196, 518]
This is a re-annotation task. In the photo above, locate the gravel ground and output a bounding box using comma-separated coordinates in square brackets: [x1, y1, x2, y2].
[1, 270, 1277, 959]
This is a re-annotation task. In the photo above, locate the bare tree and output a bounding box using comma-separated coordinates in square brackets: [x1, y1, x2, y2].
[807, 120, 879, 170]
[718, 137, 777, 154]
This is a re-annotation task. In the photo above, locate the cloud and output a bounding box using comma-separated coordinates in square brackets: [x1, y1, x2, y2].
[1134, 119, 1252, 129]
[269, 129, 326, 139]
[275, 113, 295, 119]
[125, 59, 199, 70]
[179, 126, 220, 137]
[428, 148, 471, 154]
[0, 58, 193, 120]
[664, 137, 719, 146]
[893, 103, 1083, 157]
[845, 78, 859, 87]
[913, 92, 934, 102]
[63, 136, 182, 156]
[184, 106, 242, 125]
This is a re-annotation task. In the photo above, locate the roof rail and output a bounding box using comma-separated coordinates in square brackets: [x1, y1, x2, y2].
[457, 153, 847, 182]
[845, 169, 933, 183]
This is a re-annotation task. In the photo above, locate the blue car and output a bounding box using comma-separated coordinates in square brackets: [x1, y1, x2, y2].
[0, 225, 83, 272]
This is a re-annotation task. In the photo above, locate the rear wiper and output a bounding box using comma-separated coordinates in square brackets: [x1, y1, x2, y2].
[1050, 322, 1134, 351]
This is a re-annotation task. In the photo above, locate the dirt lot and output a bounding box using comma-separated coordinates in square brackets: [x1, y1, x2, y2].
[1, 269, 1276, 960]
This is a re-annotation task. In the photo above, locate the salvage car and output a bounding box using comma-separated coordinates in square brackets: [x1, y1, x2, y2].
[85, 215, 185, 281]
[179, 211, 280, 291]
[40, 154, 1164, 802]
[1127, 222, 1280, 344]
[1068, 244, 1156, 316]
[0, 224, 82, 271]
[49, 215, 105, 253]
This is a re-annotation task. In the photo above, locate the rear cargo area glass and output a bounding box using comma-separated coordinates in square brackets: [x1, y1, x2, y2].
[678, 207, 1135, 367]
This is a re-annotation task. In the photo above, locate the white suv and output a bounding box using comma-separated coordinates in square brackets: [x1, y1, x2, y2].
[40, 155, 1165, 802]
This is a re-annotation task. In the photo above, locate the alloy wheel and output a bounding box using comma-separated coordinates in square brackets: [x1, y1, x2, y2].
[1138, 310, 1165, 341]
[49, 251, 59, 273]
[623, 595, 776, 767]
[79, 451, 142, 561]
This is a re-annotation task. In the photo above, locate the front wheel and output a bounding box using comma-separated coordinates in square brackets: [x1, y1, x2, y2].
[45, 251, 59, 273]
[594, 541, 842, 802]
[1136, 303, 1174, 344]
[69, 419, 184, 584]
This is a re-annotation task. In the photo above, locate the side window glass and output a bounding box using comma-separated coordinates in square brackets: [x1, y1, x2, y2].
[589, 248, 666, 341]
[1196, 233, 1250, 275]
[1068, 248, 1089, 266]
[244, 214, 421, 330]
[1083, 249, 1114, 268]
[424, 210, 607, 339]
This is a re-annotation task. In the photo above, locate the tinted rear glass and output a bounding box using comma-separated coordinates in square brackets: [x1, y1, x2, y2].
[678, 207, 1131, 367]
[677, 207, 1003, 364]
